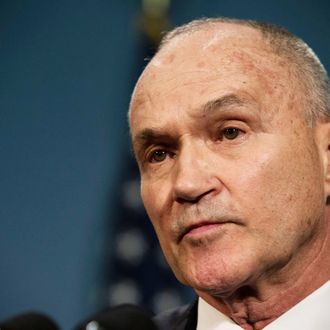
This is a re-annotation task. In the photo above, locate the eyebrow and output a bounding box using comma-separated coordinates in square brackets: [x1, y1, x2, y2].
[201, 94, 246, 114]
[134, 129, 170, 146]
[132, 128, 174, 159]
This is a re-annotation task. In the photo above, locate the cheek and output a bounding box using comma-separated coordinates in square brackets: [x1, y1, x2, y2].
[231, 138, 324, 237]
[141, 178, 181, 269]
[141, 178, 170, 237]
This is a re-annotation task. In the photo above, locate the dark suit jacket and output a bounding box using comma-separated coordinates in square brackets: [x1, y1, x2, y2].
[153, 300, 198, 330]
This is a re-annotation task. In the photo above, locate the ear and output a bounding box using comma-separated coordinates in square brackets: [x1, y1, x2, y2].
[315, 121, 330, 199]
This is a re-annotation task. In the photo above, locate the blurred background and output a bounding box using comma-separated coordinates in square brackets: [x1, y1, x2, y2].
[0, 0, 329, 329]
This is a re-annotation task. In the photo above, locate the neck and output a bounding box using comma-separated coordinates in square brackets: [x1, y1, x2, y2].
[197, 208, 330, 330]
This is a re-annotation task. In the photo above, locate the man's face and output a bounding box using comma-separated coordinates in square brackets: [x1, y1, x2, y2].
[130, 24, 327, 296]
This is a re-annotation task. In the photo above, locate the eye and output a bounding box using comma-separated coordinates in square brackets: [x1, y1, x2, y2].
[222, 127, 241, 140]
[149, 149, 169, 163]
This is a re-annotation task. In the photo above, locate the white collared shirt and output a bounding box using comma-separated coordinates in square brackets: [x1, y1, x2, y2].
[197, 280, 330, 329]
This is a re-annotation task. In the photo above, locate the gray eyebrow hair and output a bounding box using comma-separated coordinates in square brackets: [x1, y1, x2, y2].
[201, 94, 246, 114]
[134, 128, 169, 146]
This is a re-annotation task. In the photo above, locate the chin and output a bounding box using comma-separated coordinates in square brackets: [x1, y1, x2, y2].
[191, 272, 247, 297]
[174, 254, 255, 296]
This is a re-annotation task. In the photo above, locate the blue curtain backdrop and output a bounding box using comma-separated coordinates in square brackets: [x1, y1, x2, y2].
[0, 1, 329, 329]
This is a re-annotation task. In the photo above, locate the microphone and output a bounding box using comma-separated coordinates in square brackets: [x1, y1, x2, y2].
[74, 304, 158, 330]
[0, 312, 60, 330]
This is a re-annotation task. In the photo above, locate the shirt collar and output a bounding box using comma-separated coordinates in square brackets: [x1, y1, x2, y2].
[197, 280, 330, 330]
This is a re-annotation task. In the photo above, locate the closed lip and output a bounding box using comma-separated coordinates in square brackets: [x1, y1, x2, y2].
[178, 219, 233, 242]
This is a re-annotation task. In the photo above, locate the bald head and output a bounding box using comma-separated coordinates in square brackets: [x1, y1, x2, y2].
[130, 18, 330, 124]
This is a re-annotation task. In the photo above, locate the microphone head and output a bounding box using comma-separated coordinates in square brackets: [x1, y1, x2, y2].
[0, 312, 59, 330]
[74, 304, 158, 330]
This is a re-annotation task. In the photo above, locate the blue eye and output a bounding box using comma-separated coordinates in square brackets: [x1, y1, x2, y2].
[222, 127, 240, 140]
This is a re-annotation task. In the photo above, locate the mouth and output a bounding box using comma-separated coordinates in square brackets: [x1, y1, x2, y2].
[178, 220, 233, 242]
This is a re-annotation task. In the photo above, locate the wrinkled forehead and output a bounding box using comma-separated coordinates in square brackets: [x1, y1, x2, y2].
[129, 23, 295, 132]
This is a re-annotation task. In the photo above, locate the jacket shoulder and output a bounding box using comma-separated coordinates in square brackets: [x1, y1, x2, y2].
[153, 301, 198, 330]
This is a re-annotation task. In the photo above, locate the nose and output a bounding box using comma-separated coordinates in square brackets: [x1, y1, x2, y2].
[172, 141, 222, 203]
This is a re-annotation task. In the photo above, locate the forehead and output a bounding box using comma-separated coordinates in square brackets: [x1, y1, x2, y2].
[129, 23, 298, 135]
